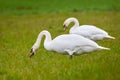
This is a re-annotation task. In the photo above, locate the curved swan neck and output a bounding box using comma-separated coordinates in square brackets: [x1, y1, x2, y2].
[32, 30, 52, 52]
[71, 18, 79, 27]
[64, 17, 79, 27]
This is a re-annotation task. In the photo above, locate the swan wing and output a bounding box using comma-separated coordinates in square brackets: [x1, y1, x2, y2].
[50, 34, 99, 53]
[79, 25, 108, 35]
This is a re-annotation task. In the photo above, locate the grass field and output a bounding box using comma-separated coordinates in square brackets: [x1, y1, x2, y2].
[0, 0, 120, 15]
[0, 0, 120, 80]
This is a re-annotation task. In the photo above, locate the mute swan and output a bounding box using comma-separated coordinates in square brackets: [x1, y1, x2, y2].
[63, 17, 115, 40]
[30, 30, 110, 59]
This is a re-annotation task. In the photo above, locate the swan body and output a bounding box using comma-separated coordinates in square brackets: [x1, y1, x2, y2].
[63, 17, 115, 40]
[30, 30, 110, 59]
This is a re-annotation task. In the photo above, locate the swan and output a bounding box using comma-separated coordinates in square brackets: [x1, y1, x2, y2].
[63, 17, 115, 40]
[30, 30, 110, 59]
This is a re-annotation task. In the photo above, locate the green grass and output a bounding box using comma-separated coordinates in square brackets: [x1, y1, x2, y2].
[0, 0, 120, 80]
[0, 0, 120, 15]
[0, 11, 120, 80]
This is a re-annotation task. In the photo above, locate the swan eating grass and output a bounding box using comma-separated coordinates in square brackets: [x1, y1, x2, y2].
[63, 17, 115, 40]
[30, 30, 110, 59]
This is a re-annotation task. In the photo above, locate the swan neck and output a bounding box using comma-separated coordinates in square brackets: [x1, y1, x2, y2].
[71, 18, 79, 27]
[74, 19, 79, 26]
[32, 31, 52, 52]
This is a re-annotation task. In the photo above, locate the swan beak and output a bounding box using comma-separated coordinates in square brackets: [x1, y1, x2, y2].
[63, 25, 67, 31]
[30, 48, 34, 58]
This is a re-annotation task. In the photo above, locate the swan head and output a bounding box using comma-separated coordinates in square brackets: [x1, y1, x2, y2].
[30, 48, 34, 58]
[63, 19, 70, 31]
[63, 17, 79, 31]
[63, 24, 67, 31]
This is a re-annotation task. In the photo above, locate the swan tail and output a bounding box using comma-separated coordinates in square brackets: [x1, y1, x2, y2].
[106, 35, 115, 39]
[98, 46, 110, 50]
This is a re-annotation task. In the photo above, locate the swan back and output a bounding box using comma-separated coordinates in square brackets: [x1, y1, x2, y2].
[50, 34, 103, 54]
[70, 25, 115, 40]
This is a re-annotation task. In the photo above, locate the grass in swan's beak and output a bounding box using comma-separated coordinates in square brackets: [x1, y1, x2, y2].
[0, 11, 120, 80]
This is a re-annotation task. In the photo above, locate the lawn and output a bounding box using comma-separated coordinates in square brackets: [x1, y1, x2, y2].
[0, 0, 120, 15]
[0, 0, 120, 80]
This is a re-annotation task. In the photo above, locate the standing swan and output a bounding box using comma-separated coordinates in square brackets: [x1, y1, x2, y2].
[63, 17, 115, 40]
[30, 30, 110, 59]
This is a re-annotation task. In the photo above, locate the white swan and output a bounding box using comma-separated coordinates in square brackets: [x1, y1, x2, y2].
[63, 17, 115, 40]
[30, 30, 110, 59]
